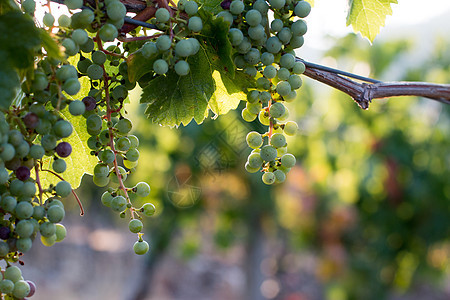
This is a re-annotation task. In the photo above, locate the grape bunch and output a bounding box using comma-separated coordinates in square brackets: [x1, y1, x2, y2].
[218, 0, 311, 184]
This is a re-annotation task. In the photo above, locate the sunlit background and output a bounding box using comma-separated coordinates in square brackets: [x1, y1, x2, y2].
[24, 1, 450, 299]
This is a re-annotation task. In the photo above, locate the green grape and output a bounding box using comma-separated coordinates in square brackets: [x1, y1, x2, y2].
[31, 72, 48, 91]
[55, 224, 67, 242]
[16, 220, 34, 238]
[276, 107, 290, 122]
[115, 136, 131, 151]
[53, 120, 73, 138]
[245, 10, 262, 27]
[69, 100, 86, 116]
[246, 131, 263, 149]
[70, 9, 95, 29]
[55, 181, 72, 197]
[92, 51, 107, 65]
[280, 53, 295, 69]
[263, 65, 277, 79]
[12, 280, 30, 299]
[245, 162, 260, 173]
[265, 36, 282, 54]
[288, 74, 302, 90]
[112, 85, 128, 100]
[188, 16, 203, 32]
[175, 39, 193, 57]
[9, 130, 24, 147]
[274, 169, 286, 183]
[16, 201, 33, 219]
[174, 60, 190, 76]
[269, 102, 286, 118]
[244, 48, 260, 65]
[93, 175, 110, 187]
[115, 118, 132, 134]
[271, 19, 283, 32]
[0, 279, 14, 294]
[101, 191, 114, 207]
[43, 12, 55, 27]
[87, 64, 104, 80]
[65, 0, 83, 10]
[284, 121, 298, 136]
[58, 14, 71, 27]
[270, 133, 286, 148]
[295, 1, 311, 18]
[188, 38, 200, 55]
[156, 35, 172, 51]
[261, 52, 274, 66]
[4, 266, 21, 283]
[22, 0, 36, 14]
[135, 182, 151, 197]
[262, 172, 276, 185]
[119, 62, 128, 76]
[99, 24, 118, 42]
[47, 205, 65, 223]
[129, 219, 143, 233]
[241, 108, 257, 122]
[155, 8, 170, 22]
[40, 134, 56, 151]
[276, 81, 291, 96]
[125, 149, 139, 162]
[124, 159, 138, 169]
[244, 66, 257, 77]
[230, 0, 244, 15]
[153, 59, 169, 75]
[33, 206, 46, 220]
[229, 28, 244, 46]
[141, 203, 156, 217]
[86, 114, 102, 134]
[40, 222, 57, 238]
[277, 146, 288, 157]
[133, 240, 149, 255]
[247, 102, 262, 115]
[281, 153, 296, 168]
[140, 41, 157, 58]
[292, 61, 306, 74]
[248, 24, 265, 41]
[107, 0, 127, 21]
[184, 1, 198, 15]
[253, 0, 269, 13]
[237, 37, 251, 54]
[80, 38, 95, 53]
[63, 78, 81, 95]
[111, 195, 127, 212]
[278, 27, 292, 44]
[101, 149, 115, 163]
[269, 0, 285, 9]
[110, 166, 127, 183]
[0, 242, 9, 257]
[256, 77, 271, 90]
[290, 36, 304, 48]
[258, 111, 271, 126]
[260, 145, 277, 161]
[41, 234, 57, 247]
[10, 179, 24, 195]
[248, 152, 263, 168]
[16, 141, 30, 158]
[56, 64, 78, 81]
[0, 168, 9, 184]
[77, 58, 92, 74]
[52, 159, 67, 173]
[1, 196, 17, 212]
[16, 238, 32, 253]
[247, 90, 260, 104]
[62, 38, 79, 56]
[72, 29, 88, 45]
[291, 20, 307, 36]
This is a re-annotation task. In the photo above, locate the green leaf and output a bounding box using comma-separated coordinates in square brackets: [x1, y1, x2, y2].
[39, 29, 63, 60]
[126, 49, 158, 83]
[346, 0, 398, 42]
[197, 0, 224, 15]
[0, 63, 20, 110]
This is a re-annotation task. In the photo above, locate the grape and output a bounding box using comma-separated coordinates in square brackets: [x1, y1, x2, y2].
[114, 118, 132, 135]
[115, 136, 131, 151]
[229, 28, 244, 46]
[246, 131, 263, 149]
[16, 201, 33, 219]
[47, 205, 65, 223]
[107, 1, 127, 21]
[56, 65, 77, 82]
[291, 20, 307, 36]
[55, 181, 71, 197]
[32, 206, 45, 221]
[110, 166, 127, 183]
[256, 77, 271, 90]
[284, 121, 298, 136]
[269, 0, 285, 9]
[174, 60, 190, 76]
[16, 238, 32, 253]
[83, 96, 97, 111]
[156, 8, 170, 23]
[292, 61, 306, 74]
[274, 169, 286, 183]
[277, 67, 291, 81]
[270, 133, 286, 148]
[99, 24, 118, 42]
[248, 24, 265, 41]
[217, 11, 233, 26]
[244, 48, 260, 65]
[86, 114, 102, 135]
[70, 9, 95, 29]
[40, 222, 56, 238]
[260, 145, 278, 162]
[16, 141, 30, 158]
[277, 107, 290, 122]
[263, 65, 277, 79]
[237, 37, 251, 54]
[80, 37, 95, 53]
[69, 100, 86, 116]
[101, 149, 115, 163]
[16, 220, 33, 238]
[0, 280, 14, 294]
[101, 192, 114, 207]
[111, 195, 127, 212]
[290, 35, 304, 48]
[248, 152, 263, 168]
[253, 0, 269, 13]
[0, 241, 9, 256]
[247, 90, 260, 104]
[184, 1, 199, 15]
[62, 38, 79, 56]
[135, 182, 151, 197]
[43, 12, 55, 27]
[32, 71, 48, 91]
[265, 36, 282, 54]
[72, 29, 88, 45]
[65, 0, 83, 10]
[15, 166, 30, 181]
[269, 102, 286, 118]
[41, 235, 56, 247]
[0, 168, 9, 184]
[87, 64, 104, 80]
[278, 27, 292, 45]
[92, 51, 107, 65]
[141, 203, 156, 217]
[93, 175, 110, 187]
[175, 39, 193, 57]
[0, 226, 11, 239]
[22, 0, 36, 14]
[295, 1, 311, 18]
[53, 120, 73, 138]
[241, 109, 257, 122]
[156, 35, 172, 51]
[188, 38, 200, 55]
[93, 164, 109, 179]
[281, 153, 296, 168]
[277, 146, 288, 157]
[271, 19, 283, 32]
[112, 85, 128, 100]
[247, 102, 262, 115]
[9, 179, 24, 196]
[262, 172, 276, 185]
[288, 74, 302, 90]
[245, 10, 262, 27]
[63, 77, 81, 95]
[77, 59, 92, 75]
[153, 59, 169, 75]
[188, 16, 203, 32]
[1, 196, 17, 212]
[55, 224, 67, 242]
[276, 81, 291, 97]
[133, 240, 149, 255]
[229, 1, 244, 15]
[58, 14, 71, 27]
[52, 159, 67, 173]
[234, 55, 246, 69]
[245, 162, 260, 173]
[258, 111, 271, 126]
[129, 219, 143, 233]
[261, 52, 274, 65]
[280, 53, 295, 69]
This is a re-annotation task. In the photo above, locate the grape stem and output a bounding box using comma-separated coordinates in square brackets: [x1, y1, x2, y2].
[34, 166, 44, 204]
[118, 33, 163, 42]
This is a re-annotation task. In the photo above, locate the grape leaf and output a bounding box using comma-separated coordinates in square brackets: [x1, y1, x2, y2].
[197, 0, 224, 15]
[347, 0, 397, 42]
[208, 71, 246, 118]
[126, 49, 158, 83]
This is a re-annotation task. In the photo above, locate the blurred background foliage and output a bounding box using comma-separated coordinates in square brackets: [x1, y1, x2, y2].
[25, 32, 450, 300]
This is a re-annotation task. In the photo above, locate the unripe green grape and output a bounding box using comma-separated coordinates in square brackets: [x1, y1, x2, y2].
[292, 61, 306, 74]
[62, 38, 79, 56]
[248, 24, 265, 41]
[245, 162, 260, 173]
[288, 74, 302, 90]
[31, 72, 48, 91]
[278, 27, 292, 45]
[156, 35, 172, 51]
[261, 52, 274, 65]
[277, 107, 290, 122]
[65, 0, 83, 10]
[277, 146, 288, 157]
[265, 36, 282, 54]
[175, 60, 190, 76]
[80, 38, 95, 53]
[233, 55, 246, 69]
[256, 77, 271, 90]
[15, 201, 33, 219]
[55, 224, 67, 242]
[16, 220, 34, 238]
[269, 102, 286, 118]
[229, 0, 244, 15]
[260, 145, 277, 161]
[55, 181, 71, 197]
[155, 8, 170, 23]
[175, 39, 193, 57]
[141, 203, 155, 217]
[125, 148, 140, 162]
[129, 219, 143, 233]
[271, 19, 283, 32]
[43, 12, 55, 27]
[110, 166, 127, 183]
[87, 64, 104, 80]
[153, 59, 169, 75]
[248, 152, 263, 168]
[15, 140, 30, 158]
[58, 14, 71, 27]
[41, 134, 57, 151]
[93, 175, 110, 187]
[41, 234, 56, 247]
[53, 119, 73, 138]
[101, 191, 113, 207]
[133, 240, 149, 255]
[276, 81, 291, 96]
[188, 16, 203, 32]
[258, 111, 271, 126]
[244, 48, 260, 65]
[77, 58, 92, 74]
[283, 121, 298, 136]
[33, 205, 45, 220]
[188, 38, 200, 55]
[263, 65, 277, 79]
[4, 266, 22, 283]
[0, 279, 14, 294]
[274, 169, 286, 183]
[262, 172, 276, 185]
[69, 100, 86, 116]
[247, 90, 260, 104]
[241, 108, 257, 122]
[217, 11, 233, 26]
[135, 182, 151, 197]
[63, 77, 81, 95]
[70, 9, 95, 29]
[101, 149, 115, 163]
[52, 158, 67, 173]
[281, 153, 296, 168]
[277, 68, 291, 81]
[290, 35, 304, 48]
[229, 28, 244, 46]
[295, 1, 311, 18]
[99, 24, 118, 42]
[86, 114, 102, 137]
[47, 205, 65, 223]
[115, 118, 132, 134]
[291, 20, 307, 36]
[112, 85, 128, 100]
[92, 50, 107, 65]
[111, 195, 127, 212]
[1, 196, 16, 212]
[270, 0, 285, 9]
[0, 168, 9, 184]
[270, 133, 286, 148]
[246, 131, 263, 149]
[280, 53, 295, 69]
[245, 10, 262, 27]
[253, 0, 269, 13]
[72, 28, 88, 45]
[1, 143, 17, 161]
[184, 1, 198, 15]
[22, 0, 36, 14]
[10, 179, 24, 195]
[246, 102, 262, 115]
[56, 64, 77, 81]
[107, 1, 127, 21]
[115, 137, 131, 151]
[15, 237, 31, 253]
[236, 37, 251, 54]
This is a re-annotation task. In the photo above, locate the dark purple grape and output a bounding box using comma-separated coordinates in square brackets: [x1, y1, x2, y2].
[220, 0, 231, 9]
[82, 96, 97, 111]
[55, 142, 72, 158]
[27, 280, 36, 297]
[23, 112, 39, 129]
[0, 227, 11, 240]
[15, 166, 30, 181]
